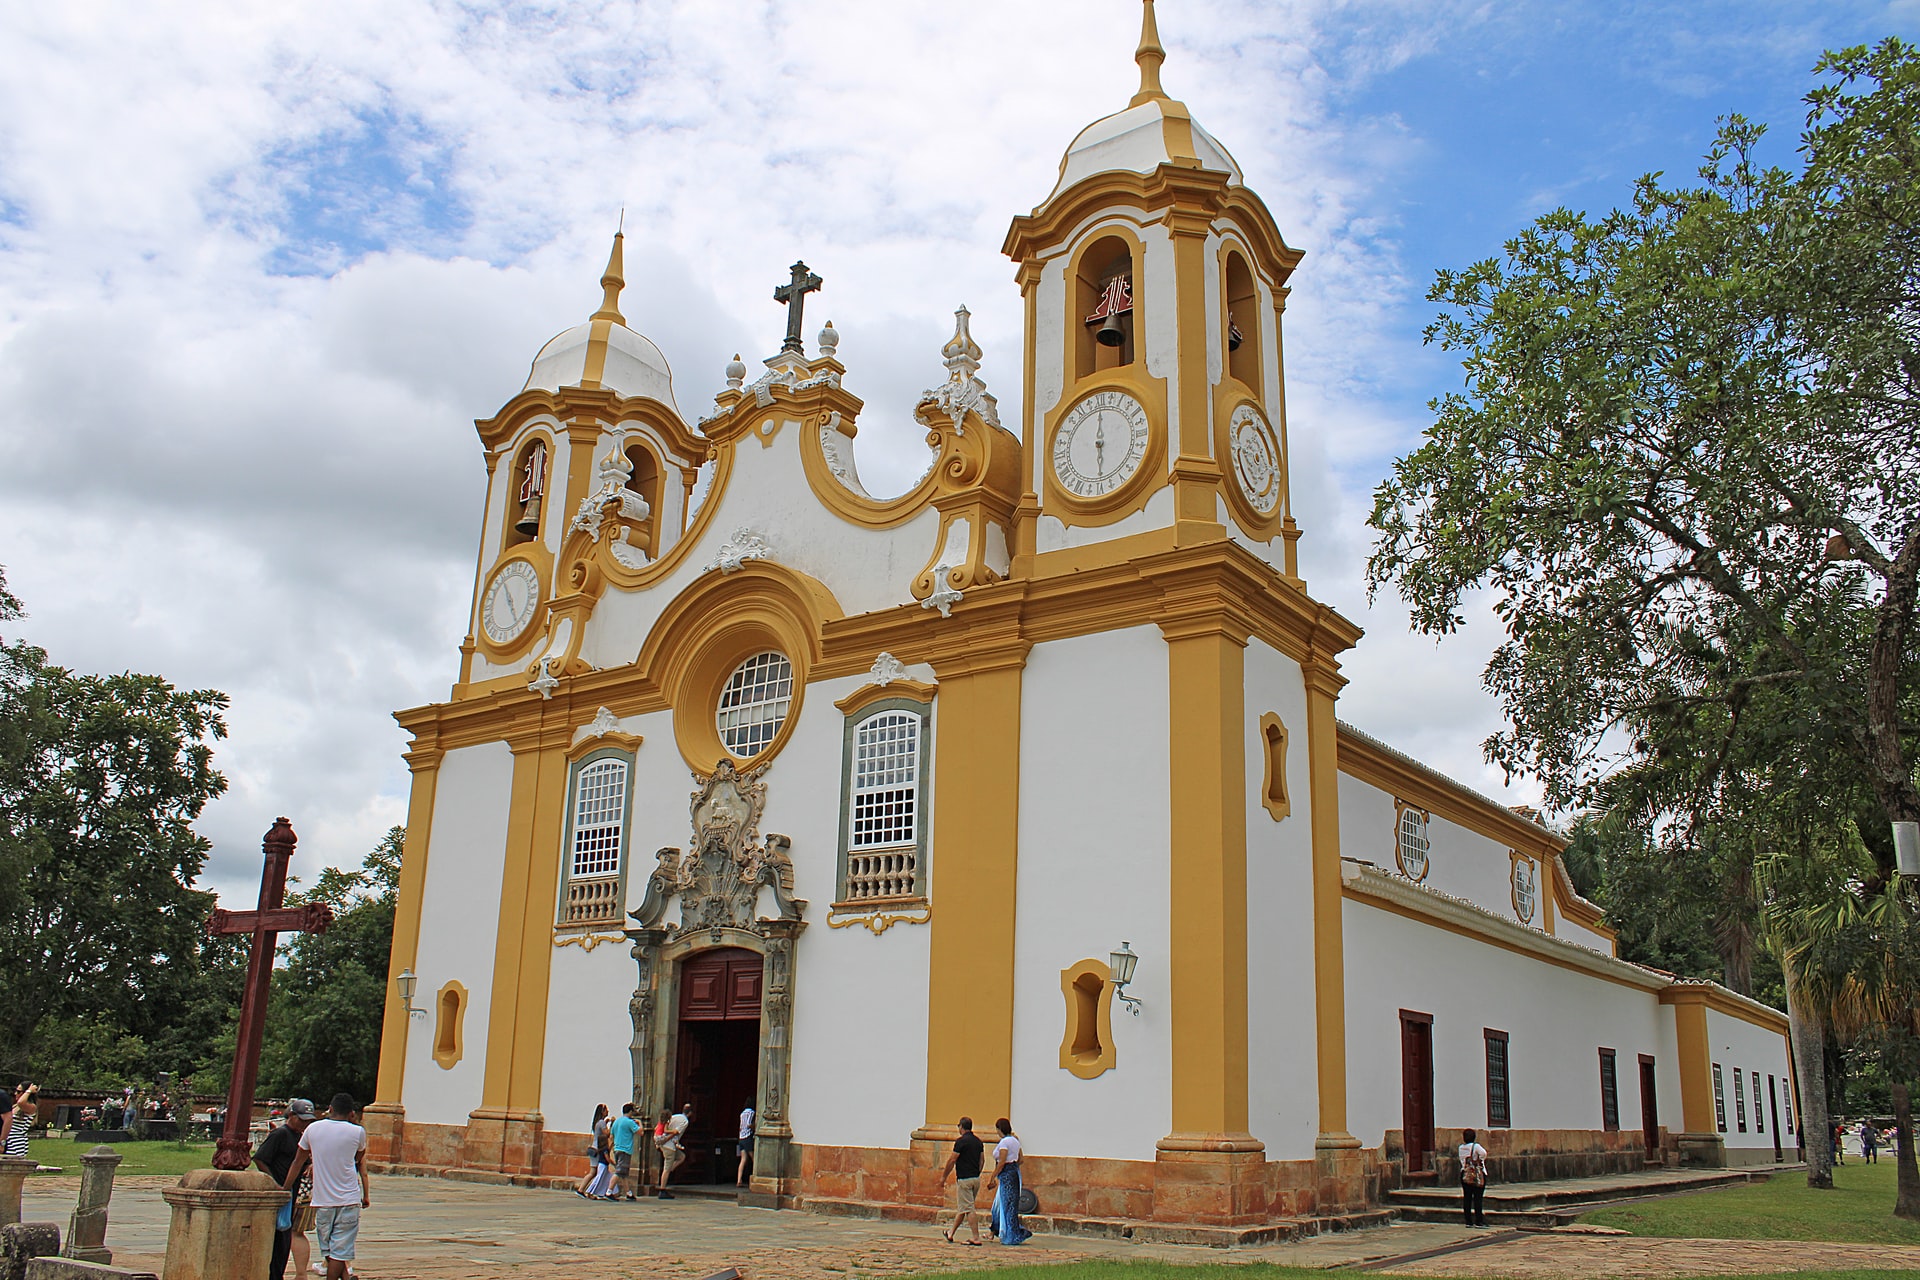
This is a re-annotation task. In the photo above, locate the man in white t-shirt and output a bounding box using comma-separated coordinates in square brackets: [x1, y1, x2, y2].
[655, 1101, 690, 1199]
[284, 1094, 369, 1279]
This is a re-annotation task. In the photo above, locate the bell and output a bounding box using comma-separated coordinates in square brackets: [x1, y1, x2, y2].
[514, 495, 542, 536]
[1095, 310, 1127, 348]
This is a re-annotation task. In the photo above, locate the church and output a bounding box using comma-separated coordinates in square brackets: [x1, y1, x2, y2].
[365, 2, 1795, 1234]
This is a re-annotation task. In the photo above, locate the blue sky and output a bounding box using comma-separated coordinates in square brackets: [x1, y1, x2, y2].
[0, 0, 1909, 898]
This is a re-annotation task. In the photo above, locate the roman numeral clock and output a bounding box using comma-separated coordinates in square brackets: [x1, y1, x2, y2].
[1051, 390, 1150, 499]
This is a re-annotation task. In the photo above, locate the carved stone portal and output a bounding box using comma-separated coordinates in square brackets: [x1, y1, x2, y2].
[625, 759, 807, 1202]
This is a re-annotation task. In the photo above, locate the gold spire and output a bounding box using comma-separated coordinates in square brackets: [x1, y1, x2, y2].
[1130, 0, 1168, 106]
[591, 230, 626, 324]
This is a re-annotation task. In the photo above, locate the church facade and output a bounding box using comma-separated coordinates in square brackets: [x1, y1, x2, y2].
[366, 3, 1794, 1232]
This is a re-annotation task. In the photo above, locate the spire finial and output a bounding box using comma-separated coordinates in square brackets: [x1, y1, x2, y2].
[592, 228, 626, 324]
[1132, 0, 1167, 106]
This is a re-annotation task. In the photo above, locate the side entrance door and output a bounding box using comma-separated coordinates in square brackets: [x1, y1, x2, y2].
[1400, 1010, 1435, 1174]
[1639, 1055, 1660, 1160]
[673, 947, 763, 1185]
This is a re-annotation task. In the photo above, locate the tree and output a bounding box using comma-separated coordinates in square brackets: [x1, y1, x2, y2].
[0, 568, 231, 1080]
[1366, 40, 1920, 857]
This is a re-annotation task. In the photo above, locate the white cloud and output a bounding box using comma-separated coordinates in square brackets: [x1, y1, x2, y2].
[1, 0, 1545, 900]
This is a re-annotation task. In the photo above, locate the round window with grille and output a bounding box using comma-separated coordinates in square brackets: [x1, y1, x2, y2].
[715, 651, 794, 758]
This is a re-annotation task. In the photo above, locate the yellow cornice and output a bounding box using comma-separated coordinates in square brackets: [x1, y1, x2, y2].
[477, 387, 708, 468]
[834, 679, 937, 719]
[1659, 983, 1790, 1036]
[565, 728, 643, 761]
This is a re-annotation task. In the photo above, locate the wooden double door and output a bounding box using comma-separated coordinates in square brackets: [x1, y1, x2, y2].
[670, 947, 762, 1185]
[1401, 1011, 1434, 1173]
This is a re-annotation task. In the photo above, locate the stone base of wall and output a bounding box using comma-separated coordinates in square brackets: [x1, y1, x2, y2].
[365, 1114, 1667, 1227]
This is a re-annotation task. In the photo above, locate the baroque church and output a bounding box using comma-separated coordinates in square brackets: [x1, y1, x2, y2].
[366, 2, 1795, 1233]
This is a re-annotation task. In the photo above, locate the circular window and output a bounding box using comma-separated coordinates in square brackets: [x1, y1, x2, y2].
[715, 651, 794, 759]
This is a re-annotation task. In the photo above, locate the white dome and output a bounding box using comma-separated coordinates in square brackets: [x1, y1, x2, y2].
[523, 320, 680, 411]
[1048, 99, 1242, 203]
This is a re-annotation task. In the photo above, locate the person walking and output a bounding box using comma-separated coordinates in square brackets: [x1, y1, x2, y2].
[736, 1101, 755, 1187]
[284, 1094, 368, 1280]
[6, 1084, 35, 1157]
[253, 1099, 315, 1280]
[655, 1101, 690, 1199]
[984, 1118, 1031, 1246]
[1833, 1121, 1846, 1165]
[1861, 1120, 1880, 1164]
[611, 1104, 641, 1201]
[938, 1116, 985, 1246]
[574, 1104, 608, 1199]
[585, 1104, 616, 1199]
[1457, 1128, 1490, 1227]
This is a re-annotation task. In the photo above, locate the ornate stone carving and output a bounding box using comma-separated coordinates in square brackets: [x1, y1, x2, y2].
[922, 565, 964, 617]
[868, 652, 908, 687]
[915, 305, 1000, 433]
[568, 438, 653, 549]
[527, 658, 561, 700]
[704, 528, 773, 575]
[630, 760, 806, 930]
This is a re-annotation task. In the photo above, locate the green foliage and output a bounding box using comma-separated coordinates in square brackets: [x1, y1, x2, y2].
[1366, 39, 1920, 845]
[0, 567, 233, 1085]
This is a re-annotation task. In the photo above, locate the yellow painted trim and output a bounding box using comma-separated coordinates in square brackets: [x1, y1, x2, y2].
[551, 931, 626, 952]
[374, 745, 442, 1105]
[474, 543, 557, 666]
[1305, 662, 1352, 1145]
[1213, 393, 1286, 541]
[1671, 996, 1715, 1135]
[565, 728, 643, 761]
[1338, 724, 1566, 863]
[494, 428, 557, 560]
[431, 980, 469, 1070]
[1162, 619, 1255, 1143]
[1258, 711, 1290, 821]
[478, 388, 707, 469]
[922, 649, 1027, 1130]
[1509, 849, 1539, 925]
[834, 678, 938, 719]
[1059, 958, 1118, 1079]
[828, 900, 931, 933]
[1659, 984, 1790, 1036]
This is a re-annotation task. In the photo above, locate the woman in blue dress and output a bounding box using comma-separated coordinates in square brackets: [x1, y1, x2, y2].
[985, 1117, 1031, 1245]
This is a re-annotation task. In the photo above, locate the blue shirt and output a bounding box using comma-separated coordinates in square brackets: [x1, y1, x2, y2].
[611, 1115, 640, 1155]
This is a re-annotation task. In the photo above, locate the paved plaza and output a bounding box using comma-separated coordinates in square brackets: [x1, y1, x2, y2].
[23, 1173, 1920, 1278]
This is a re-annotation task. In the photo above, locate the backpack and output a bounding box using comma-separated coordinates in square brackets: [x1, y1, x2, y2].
[1461, 1145, 1487, 1187]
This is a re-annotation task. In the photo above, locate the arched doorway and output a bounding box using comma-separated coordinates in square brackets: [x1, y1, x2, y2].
[671, 947, 762, 1184]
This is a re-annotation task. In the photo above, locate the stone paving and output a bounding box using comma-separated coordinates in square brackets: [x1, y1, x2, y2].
[20, 1172, 1920, 1277]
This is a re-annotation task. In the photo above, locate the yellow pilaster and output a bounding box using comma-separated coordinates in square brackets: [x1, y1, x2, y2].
[1165, 209, 1224, 546]
[479, 727, 571, 1114]
[373, 744, 443, 1105]
[1159, 614, 1255, 1143]
[1304, 657, 1355, 1147]
[921, 634, 1029, 1130]
[1671, 994, 1716, 1135]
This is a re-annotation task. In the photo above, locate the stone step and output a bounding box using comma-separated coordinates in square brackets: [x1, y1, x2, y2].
[799, 1196, 1391, 1249]
[1386, 1167, 1767, 1214]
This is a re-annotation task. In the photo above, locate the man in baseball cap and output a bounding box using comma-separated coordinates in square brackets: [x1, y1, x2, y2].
[255, 1100, 317, 1280]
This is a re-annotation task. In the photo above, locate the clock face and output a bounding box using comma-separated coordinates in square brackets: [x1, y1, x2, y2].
[1229, 404, 1282, 516]
[482, 559, 542, 646]
[1052, 390, 1150, 499]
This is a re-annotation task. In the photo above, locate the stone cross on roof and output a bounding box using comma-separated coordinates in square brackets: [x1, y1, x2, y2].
[774, 261, 823, 355]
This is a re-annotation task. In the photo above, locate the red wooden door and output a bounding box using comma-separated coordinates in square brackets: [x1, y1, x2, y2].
[1639, 1055, 1660, 1158]
[672, 948, 763, 1185]
[1400, 1011, 1434, 1174]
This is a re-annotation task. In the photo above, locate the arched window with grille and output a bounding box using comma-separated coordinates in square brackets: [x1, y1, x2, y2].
[559, 751, 632, 926]
[836, 698, 933, 904]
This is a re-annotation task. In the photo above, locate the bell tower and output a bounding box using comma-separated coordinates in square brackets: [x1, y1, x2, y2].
[1006, 0, 1303, 575]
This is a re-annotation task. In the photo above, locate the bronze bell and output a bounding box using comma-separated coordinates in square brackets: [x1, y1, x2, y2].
[1095, 310, 1127, 347]
[514, 495, 542, 536]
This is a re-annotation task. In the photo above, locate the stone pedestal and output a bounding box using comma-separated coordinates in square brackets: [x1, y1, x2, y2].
[360, 1104, 404, 1166]
[0, 1158, 38, 1229]
[1675, 1132, 1726, 1167]
[64, 1147, 121, 1263]
[459, 1108, 543, 1176]
[159, 1169, 283, 1280]
[1151, 1136, 1268, 1226]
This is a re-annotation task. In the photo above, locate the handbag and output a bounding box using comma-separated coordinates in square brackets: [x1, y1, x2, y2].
[1461, 1147, 1487, 1187]
[275, 1193, 294, 1232]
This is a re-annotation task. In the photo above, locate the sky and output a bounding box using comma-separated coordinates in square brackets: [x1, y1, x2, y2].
[0, 0, 1909, 903]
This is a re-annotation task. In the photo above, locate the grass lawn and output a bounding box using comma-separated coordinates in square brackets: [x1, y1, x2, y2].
[26, 1136, 220, 1177]
[1580, 1159, 1920, 1245]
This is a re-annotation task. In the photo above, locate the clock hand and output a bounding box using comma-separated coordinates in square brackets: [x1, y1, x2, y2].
[1095, 421, 1106, 475]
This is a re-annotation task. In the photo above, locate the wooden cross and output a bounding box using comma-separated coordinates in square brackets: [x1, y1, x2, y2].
[207, 818, 333, 1170]
[772, 260, 823, 354]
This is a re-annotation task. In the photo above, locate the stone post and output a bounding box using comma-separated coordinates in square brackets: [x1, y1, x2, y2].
[159, 1169, 283, 1280]
[63, 1148, 120, 1263]
[0, 1158, 36, 1228]
[1, 1223, 61, 1280]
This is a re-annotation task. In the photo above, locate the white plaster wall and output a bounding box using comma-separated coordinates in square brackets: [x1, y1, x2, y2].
[1037, 487, 1176, 554]
[1011, 627, 1172, 1162]
[403, 741, 516, 1127]
[1554, 915, 1614, 954]
[1243, 639, 1321, 1159]
[1703, 1007, 1795, 1152]
[1336, 771, 1538, 930]
[1343, 900, 1681, 1147]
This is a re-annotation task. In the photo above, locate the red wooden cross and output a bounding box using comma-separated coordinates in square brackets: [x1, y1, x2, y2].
[207, 817, 333, 1171]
